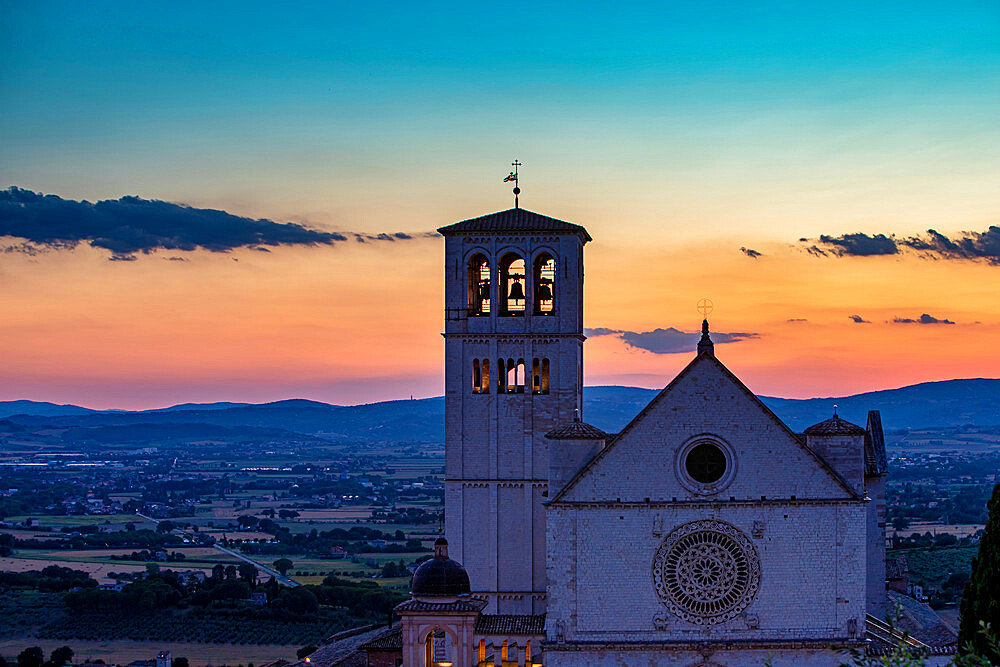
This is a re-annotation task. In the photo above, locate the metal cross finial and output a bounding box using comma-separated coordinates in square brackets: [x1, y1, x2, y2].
[697, 298, 714, 318]
[504, 159, 522, 208]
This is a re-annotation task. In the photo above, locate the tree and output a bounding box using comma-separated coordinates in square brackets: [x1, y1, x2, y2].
[960, 482, 1000, 661]
[237, 515, 259, 530]
[224, 565, 237, 580]
[156, 521, 176, 534]
[17, 647, 43, 667]
[273, 558, 293, 576]
[278, 509, 300, 520]
[49, 647, 73, 666]
[238, 562, 258, 587]
[212, 564, 226, 580]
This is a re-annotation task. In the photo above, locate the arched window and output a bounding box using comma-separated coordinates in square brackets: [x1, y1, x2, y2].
[467, 254, 491, 315]
[532, 358, 550, 394]
[533, 253, 556, 314]
[472, 359, 489, 394]
[499, 253, 526, 315]
[498, 358, 525, 393]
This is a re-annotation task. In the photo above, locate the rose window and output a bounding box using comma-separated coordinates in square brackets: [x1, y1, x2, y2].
[652, 520, 760, 625]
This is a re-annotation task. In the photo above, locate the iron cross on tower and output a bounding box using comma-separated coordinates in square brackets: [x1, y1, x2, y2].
[504, 159, 522, 208]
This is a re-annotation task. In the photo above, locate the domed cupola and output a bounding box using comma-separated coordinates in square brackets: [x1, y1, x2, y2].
[410, 538, 471, 600]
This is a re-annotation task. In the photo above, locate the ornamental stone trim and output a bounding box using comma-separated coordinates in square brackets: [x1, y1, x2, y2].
[652, 520, 761, 626]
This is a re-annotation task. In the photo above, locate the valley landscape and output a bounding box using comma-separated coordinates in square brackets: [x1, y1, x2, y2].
[1, 380, 997, 663]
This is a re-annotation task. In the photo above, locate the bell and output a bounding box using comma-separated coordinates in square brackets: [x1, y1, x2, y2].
[536, 282, 553, 301]
[507, 280, 525, 301]
[478, 280, 490, 301]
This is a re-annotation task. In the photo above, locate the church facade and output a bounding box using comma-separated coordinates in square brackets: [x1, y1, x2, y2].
[394, 205, 900, 666]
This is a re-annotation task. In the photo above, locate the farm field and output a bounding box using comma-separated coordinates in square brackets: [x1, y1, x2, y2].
[0, 638, 295, 666]
[0, 554, 217, 584]
[889, 522, 985, 539]
[5, 514, 155, 529]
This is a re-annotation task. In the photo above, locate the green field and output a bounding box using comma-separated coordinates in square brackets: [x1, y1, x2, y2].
[5, 514, 155, 529]
[888, 545, 979, 590]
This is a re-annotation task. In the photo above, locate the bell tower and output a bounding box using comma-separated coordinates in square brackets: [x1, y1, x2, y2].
[439, 203, 590, 614]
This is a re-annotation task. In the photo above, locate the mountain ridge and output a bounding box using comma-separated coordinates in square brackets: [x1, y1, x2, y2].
[1, 378, 997, 444]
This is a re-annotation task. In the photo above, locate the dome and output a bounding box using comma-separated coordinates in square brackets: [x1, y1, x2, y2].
[803, 413, 865, 436]
[410, 538, 471, 598]
[545, 417, 607, 440]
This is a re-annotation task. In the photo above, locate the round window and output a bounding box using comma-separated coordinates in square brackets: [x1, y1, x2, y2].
[684, 442, 727, 483]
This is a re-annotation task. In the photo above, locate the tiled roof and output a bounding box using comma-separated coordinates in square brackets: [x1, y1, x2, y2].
[865, 410, 889, 476]
[395, 598, 488, 613]
[437, 208, 591, 241]
[358, 625, 402, 651]
[886, 591, 959, 648]
[545, 419, 608, 440]
[474, 614, 547, 636]
[803, 415, 866, 436]
[288, 624, 387, 667]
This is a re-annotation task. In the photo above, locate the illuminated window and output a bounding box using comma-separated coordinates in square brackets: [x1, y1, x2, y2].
[473, 359, 490, 394]
[497, 358, 525, 393]
[531, 358, 550, 395]
[499, 253, 526, 315]
[468, 254, 491, 315]
[533, 253, 556, 314]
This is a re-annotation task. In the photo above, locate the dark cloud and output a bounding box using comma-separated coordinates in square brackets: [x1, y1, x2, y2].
[805, 245, 828, 257]
[787, 318, 808, 322]
[0, 187, 432, 260]
[740, 247, 762, 259]
[891, 313, 955, 325]
[806, 226, 1000, 265]
[586, 326, 760, 354]
[584, 327, 623, 337]
[848, 315, 870, 324]
[818, 233, 898, 256]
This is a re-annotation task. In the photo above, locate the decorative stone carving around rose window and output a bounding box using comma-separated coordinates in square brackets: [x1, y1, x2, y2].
[652, 520, 761, 626]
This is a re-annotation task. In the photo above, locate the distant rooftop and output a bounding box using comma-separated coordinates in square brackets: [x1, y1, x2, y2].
[437, 208, 591, 241]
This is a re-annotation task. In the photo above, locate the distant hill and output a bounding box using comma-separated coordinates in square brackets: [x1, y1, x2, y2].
[1, 378, 997, 445]
[0, 400, 98, 419]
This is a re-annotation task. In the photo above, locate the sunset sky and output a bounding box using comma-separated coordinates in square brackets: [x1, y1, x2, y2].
[2, 1, 999, 409]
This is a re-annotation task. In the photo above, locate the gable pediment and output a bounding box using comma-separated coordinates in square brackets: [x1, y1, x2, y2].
[552, 354, 859, 504]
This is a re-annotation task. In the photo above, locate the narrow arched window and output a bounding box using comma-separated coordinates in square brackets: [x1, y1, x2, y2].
[481, 358, 490, 394]
[472, 359, 481, 394]
[541, 358, 550, 394]
[533, 253, 556, 314]
[532, 358, 541, 394]
[516, 359, 525, 393]
[506, 357, 517, 393]
[467, 254, 491, 315]
[497, 358, 506, 393]
[499, 253, 526, 315]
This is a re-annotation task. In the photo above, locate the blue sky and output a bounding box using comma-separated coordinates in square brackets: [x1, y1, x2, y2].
[2, 1, 999, 407]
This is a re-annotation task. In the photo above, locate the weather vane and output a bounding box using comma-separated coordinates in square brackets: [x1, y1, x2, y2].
[504, 159, 522, 208]
[697, 298, 714, 318]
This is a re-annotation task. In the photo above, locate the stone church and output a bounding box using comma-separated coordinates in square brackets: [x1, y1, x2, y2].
[302, 204, 957, 667]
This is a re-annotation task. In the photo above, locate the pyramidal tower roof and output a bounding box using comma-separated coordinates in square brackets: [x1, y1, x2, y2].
[437, 208, 591, 241]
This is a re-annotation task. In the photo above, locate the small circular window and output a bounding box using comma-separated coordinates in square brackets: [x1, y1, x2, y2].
[685, 442, 727, 483]
[675, 436, 736, 495]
